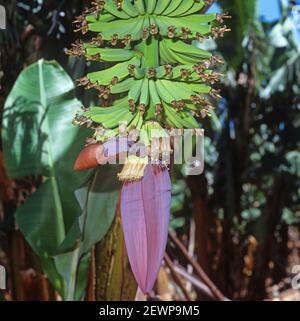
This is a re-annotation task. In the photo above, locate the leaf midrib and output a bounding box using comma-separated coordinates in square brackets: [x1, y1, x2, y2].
[38, 59, 66, 244]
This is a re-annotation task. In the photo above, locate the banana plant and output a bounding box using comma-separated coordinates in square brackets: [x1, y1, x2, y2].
[68, 0, 228, 295]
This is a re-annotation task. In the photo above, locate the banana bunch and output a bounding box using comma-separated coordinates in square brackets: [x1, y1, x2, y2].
[69, 0, 229, 147]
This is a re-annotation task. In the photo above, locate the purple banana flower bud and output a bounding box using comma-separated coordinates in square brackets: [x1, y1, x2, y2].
[74, 137, 132, 171]
[121, 165, 171, 294]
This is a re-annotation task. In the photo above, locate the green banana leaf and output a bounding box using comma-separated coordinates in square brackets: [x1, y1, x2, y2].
[261, 16, 300, 98]
[217, 0, 258, 68]
[55, 166, 121, 300]
[2, 60, 119, 300]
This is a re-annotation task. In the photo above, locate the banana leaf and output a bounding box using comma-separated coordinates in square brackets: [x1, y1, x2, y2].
[217, 0, 258, 68]
[2, 60, 119, 299]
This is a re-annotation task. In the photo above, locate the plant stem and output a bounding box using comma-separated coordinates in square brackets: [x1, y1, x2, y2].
[95, 203, 137, 300]
[164, 253, 192, 301]
[169, 230, 227, 301]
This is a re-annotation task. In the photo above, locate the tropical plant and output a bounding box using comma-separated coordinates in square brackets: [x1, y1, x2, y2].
[2, 0, 298, 302]
[68, 0, 229, 294]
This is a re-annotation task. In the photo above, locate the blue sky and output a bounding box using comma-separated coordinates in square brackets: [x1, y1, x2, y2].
[258, 0, 280, 21]
[209, 0, 281, 22]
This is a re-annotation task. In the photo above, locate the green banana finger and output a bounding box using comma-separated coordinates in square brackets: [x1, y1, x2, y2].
[130, 16, 146, 41]
[162, 0, 184, 16]
[134, 0, 146, 15]
[170, 65, 195, 79]
[154, 0, 172, 15]
[155, 65, 169, 79]
[139, 78, 150, 106]
[159, 39, 178, 64]
[104, 1, 131, 19]
[156, 79, 177, 104]
[164, 103, 199, 128]
[160, 79, 195, 100]
[156, 16, 212, 38]
[177, 0, 205, 16]
[89, 18, 142, 40]
[154, 16, 177, 38]
[121, 0, 140, 17]
[84, 45, 135, 62]
[85, 13, 116, 24]
[163, 103, 183, 128]
[87, 57, 140, 85]
[146, 0, 157, 14]
[168, 0, 194, 17]
[163, 39, 212, 59]
[178, 13, 218, 24]
[131, 66, 145, 79]
[128, 79, 143, 103]
[111, 77, 135, 94]
[149, 80, 162, 106]
[90, 107, 136, 128]
[178, 82, 211, 94]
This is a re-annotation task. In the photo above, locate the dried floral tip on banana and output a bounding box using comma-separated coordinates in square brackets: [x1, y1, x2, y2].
[180, 69, 191, 78]
[216, 13, 232, 23]
[90, 0, 105, 14]
[86, 53, 101, 61]
[147, 68, 156, 78]
[150, 24, 159, 35]
[122, 35, 132, 46]
[211, 26, 231, 38]
[90, 35, 103, 46]
[66, 40, 85, 57]
[164, 65, 173, 75]
[210, 89, 222, 100]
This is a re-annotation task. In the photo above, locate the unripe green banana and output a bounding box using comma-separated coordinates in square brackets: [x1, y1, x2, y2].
[139, 78, 150, 107]
[128, 79, 143, 106]
[162, 0, 184, 16]
[168, 0, 195, 17]
[134, 0, 146, 15]
[177, 0, 205, 16]
[154, 0, 172, 15]
[70, 0, 228, 139]
[146, 0, 157, 14]
[121, 0, 140, 17]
